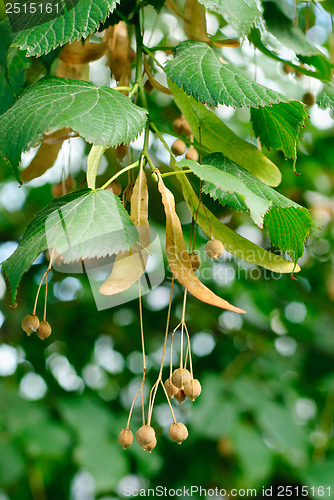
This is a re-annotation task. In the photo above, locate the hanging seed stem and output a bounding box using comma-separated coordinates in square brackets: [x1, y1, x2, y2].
[183, 322, 193, 377]
[169, 321, 182, 378]
[126, 374, 146, 429]
[43, 272, 49, 322]
[160, 379, 177, 423]
[126, 279, 147, 428]
[180, 289, 188, 369]
[147, 279, 174, 425]
[202, 203, 213, 240]
[32, 249, 55, 316]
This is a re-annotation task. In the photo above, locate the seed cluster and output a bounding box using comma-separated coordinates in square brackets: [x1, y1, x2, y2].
[21, 264, 53, 341]
[118, 284, 204, 452]
[22, 314, 52, 340]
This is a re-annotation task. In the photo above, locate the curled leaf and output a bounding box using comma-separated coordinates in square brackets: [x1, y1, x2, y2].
[21, 128, 71, 183]
[183, 0, 210, 42]
[59, 39, 107, 64]
[99, 167, 150, 296]
[106, 22, 131, 82]
[157, 175, 245, 313]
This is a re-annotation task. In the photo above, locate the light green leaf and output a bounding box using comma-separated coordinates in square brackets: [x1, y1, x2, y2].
[11, 0, 117, 57]
[262, 2, 333, 80]
[197, 0, 260, 36]
[58, 397, 128, 494]
[0, 439, 25, 487]
[1, 189, 138, 304]
[173, 165, 301, 273]
[317, 85, 334, 109]
[76, 438, 128, 494]
[180, 153, 314, 262]
[165, 41, 290, 108]
[0, 76, 147, 182]
[191, 374, 237, 439]
[303, 461, 334, 498]
[256, 400, 308, 466]
[169, 80, 282, 187]
[20, 422, 72, 459]
[0, 48, 30, 115]
[231, 423, 273, 484]
[180, 157, 269, 227]
[251, 101, 308, 162]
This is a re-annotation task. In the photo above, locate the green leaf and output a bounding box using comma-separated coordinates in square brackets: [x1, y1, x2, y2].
[180, 153, 314, 262]
[58, 397, 128, 494]
[248, 27, 329, 81]
[0, 76, 147, 182]
[11, 0, 117, 57]
[233, 378, 308, 468]
[76, 438, 128, 494]
[165, 41, 290, 108]
[251, 101, 308, 162]
[0, 48, 30, 115]
[20, 422, 72, 459]
[262, 2, 333, 80]
[303, 460, 334, 498]
[317, 85, 334, 109]
[191, 374, 237, 439]
[197, 0, 261, 36]
[0, 439, 25, 487]
[174, 167, 301, 274]
[0, 19, 13, 67]
[169, 80, 282, 187]
[231, 423, 273, 484]
[180, 158, 269, 227]
[1, 189, 138, 304]
[255, 400, 308, 466]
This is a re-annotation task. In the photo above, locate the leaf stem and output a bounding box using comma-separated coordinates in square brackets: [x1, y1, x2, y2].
[129, 83, 139, 99]
[134, 14, 148, 110]
[100, 160, 140, 190]
[161, 170, 193, 178]
[150, 122, 174, 156]
[142, 46, 165, 69]
[113, 86, 133, 92]
[87, 145, 107, 189]
[146, 45, 175, 52]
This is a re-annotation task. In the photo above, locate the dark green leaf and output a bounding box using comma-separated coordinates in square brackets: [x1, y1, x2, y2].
[1, 189, 138, 304]
[11, 0, 117, 57]
[180, 153, 314, 262]
[0, 48, 30, 115]
[251, 101, 308, 161]
[0, 19, 13, 67]
[0, 76, 147, 181]
[165, 41, 290, 108]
